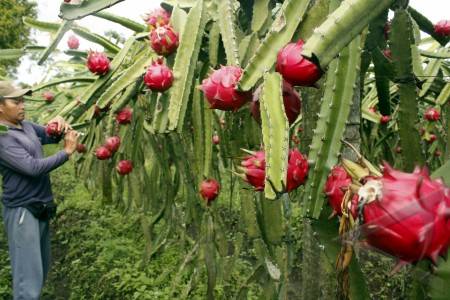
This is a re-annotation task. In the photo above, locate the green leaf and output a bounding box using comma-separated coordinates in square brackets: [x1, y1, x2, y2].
[38, 20, 74, 65]
[23, 17, 60, 33]
[59, 0, 125, 21]
[72, 26, 120, 54]
[93, 11, 146, 32]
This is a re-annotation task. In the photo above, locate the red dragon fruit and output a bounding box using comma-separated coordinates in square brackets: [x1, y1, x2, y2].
[434, 20, 450, 37]
[239, 149, 309, 192]
[201, 66, 252, 111]
[43, 91, 55, 103]
[359, 163, 450, 264]
[143, 58, 174, 92]
[76, 143, 87, 154]
[143, 7, 171, 30]
[424, 107, 440, 121]
[45, 122, 62, 137]
[104, 136, 121, 153]
[116, 160, 133, 175]
[149, 25, 179, 56]
[380, 115, 390, 124]
[383, 49, 392, 60]
[86, 51, 110, 75]
[95, 146, 112, 160]
[212, 135, 220, 145]
[240, 150, 266, 191]
[116, 107, 132, 125]
[324, 166, 353, 216]
[250, 80, 301, 125]
[275, 39, 322, 87]
[199, 179, 220, 205]
[67, 35, 79, 49]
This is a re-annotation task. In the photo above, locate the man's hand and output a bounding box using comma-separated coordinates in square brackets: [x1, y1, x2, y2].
[63, 130, 80, 156]
[47, 115, 72, 133]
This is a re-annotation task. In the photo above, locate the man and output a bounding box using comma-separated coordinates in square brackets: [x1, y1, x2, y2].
[0, 81, 79, 299]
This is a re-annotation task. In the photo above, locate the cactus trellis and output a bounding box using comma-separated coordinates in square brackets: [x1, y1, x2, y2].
[3, 0, 449, 298]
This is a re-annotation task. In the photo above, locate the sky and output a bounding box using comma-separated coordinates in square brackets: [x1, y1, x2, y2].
[15, 0, 450, 85]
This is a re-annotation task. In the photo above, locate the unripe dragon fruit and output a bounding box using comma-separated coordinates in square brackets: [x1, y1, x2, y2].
[251, 80, 301, 125]
[199, 179, 220, 205]
[45, 122, 62, 137]
[86, 51, 110, 75]
[239, 149, 308, 192]
[116, 107, 132, 125]
[143, 7, 171, 30]
[104, 136, 121, 153]
[434, 20, 450, 37]
[424, 107, 440, 121]
[149, 25, 179, 56]
[143, 58, 174, 92]
[95, 146, 112, 160]
[116, 160, 133, 175]
[201, 66, 252, 111]
[76, 143, 87, 154]
[324, 166, 353, 216]
[43, 91, 55, 103]
[276, 39, 322, 87]
[359, 163, 450, 264]
[67, 35, 79, 49]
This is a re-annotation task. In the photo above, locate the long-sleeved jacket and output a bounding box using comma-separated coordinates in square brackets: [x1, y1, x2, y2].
[0, 121, 68, 207]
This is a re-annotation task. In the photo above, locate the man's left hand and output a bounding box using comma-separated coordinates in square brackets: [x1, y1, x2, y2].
[47, 116, 72, 133]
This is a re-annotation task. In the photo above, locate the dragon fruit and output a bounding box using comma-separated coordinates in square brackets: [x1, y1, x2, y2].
[239, 149, 308, 192]
[199, 179, 220, 205]
[201, 66, 252, 111]
[95, 146, 112, 160]
[76, 143, 87, 154]
[359, 163, 450, 264]
[212, 135, 220, 145]
[250, 80, 301, 125]
[434, 20, 450, 37]
[116, 160, 133, 175]
[43, 91, 55, 103]
[324, 166, 353, 216]
[104, 136, 121, 153]
[86, 51, 110, 75]
[143, 58, 174, 92]
[380, 115, 390, 124]
[149, 25, 179, 56]
[143, 7, 171, 30]
[275, 39, 322, 87]
[116, 107, 132, 125]
[67, 35, 79, 49]
[45, 122, 62, 137]
[424, 107, 440, 121]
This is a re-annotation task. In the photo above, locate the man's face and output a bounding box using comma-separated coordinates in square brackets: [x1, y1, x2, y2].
[0, 98, 25, 124]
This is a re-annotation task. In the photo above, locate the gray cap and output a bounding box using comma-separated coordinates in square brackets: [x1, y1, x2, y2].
[0, 81, 32, 100]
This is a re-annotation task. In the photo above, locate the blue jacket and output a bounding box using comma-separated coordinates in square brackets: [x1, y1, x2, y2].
[0, 121, 68, 207]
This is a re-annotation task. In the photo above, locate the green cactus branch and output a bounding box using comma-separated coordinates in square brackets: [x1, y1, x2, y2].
[260, 72, 289, 199]
[303, 34, 362, 218]
[217, 0, 240, 66]
[391, 9, 424, 171]
[408, 7, 450, 47]
[302, 0, 394, 69]
[167, 0, 207, 131]
[59, 0, 125, 21]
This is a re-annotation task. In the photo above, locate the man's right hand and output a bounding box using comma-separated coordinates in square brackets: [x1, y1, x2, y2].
[64, 130, 80, 156]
